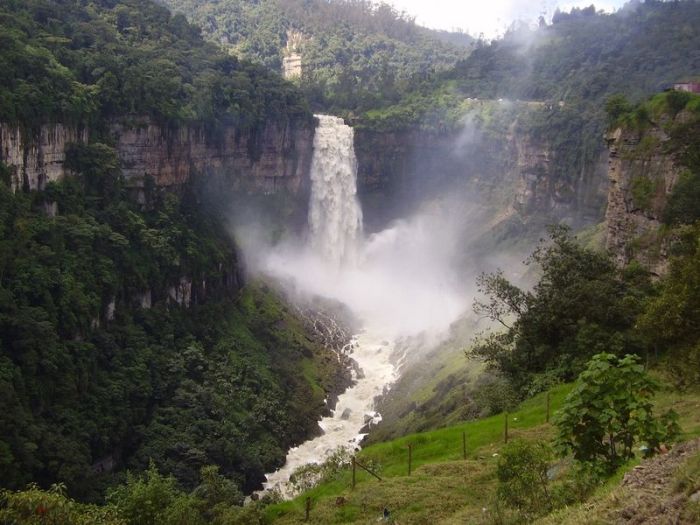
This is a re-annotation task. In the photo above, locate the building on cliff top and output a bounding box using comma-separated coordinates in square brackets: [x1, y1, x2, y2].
[673, 81, 700, 93]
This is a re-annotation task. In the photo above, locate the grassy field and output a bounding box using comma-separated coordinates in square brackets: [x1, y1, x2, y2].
[263, 381, 700, 524]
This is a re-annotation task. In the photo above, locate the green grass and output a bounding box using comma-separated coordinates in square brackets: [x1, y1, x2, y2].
[263, 385, 572, 523]
[263, 382, 700, 524]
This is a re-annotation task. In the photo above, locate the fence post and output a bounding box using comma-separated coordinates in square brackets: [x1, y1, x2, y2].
[408, 443, 413, 476]
[546, 392, 551, 424]
[352, 456, 356, 489]
[305, 497, 311, 521]
[504, 412, 509, 444]
[462, 431, 467, 460]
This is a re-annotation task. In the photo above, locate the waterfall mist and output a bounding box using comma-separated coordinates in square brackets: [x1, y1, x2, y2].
[263, 208, 468, 339]
[234, 114, 528, 497]
[241, 115, 470, 342]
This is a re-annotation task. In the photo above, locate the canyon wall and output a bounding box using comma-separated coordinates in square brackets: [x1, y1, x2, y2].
[0, 124, 89, 190]
[354, 123, 608, 233]
[605, 122, 683, 275]
[0, 118, 313, 318]
[0, 118, 315, 195]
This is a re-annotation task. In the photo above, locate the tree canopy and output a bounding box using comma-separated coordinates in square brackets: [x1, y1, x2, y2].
[0, 0, 311, 129]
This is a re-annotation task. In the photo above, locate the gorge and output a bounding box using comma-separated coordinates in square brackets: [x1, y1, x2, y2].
[259, 114, 468, 497]
[2, 0, 700, 523]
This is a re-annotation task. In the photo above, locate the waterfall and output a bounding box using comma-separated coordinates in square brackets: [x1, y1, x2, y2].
[308, 115, 363, 266]
[259, 113, 473, 500]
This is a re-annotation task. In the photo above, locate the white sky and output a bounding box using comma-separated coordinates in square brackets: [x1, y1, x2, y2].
[386, 0, 629, 38]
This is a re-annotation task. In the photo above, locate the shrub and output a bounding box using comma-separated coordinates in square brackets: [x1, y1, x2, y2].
[288, 447, 353, 495]
[554, 353, 680, 473]
[106, 462, 204, 525]
[496, 440, 553, 518]
[472, 373, 519, 416]
[0, 484, 124, 525]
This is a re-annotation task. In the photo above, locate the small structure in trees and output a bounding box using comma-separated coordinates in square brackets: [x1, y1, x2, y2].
[673, 81, 700, 93]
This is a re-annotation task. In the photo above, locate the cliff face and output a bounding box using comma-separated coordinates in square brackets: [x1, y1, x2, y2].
[0, 124, 88, 190]
[511, 133, 607, 222]
[113, 119, 314, 194]
[0, 119, 314, 195]
[354, 125, 607, 232]
[605, 124, 681, 275]
[1, 119, 310, 316]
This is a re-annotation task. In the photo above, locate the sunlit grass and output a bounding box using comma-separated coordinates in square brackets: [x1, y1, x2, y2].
[264, 385, 572, 523]
[263, 383, 700, 524]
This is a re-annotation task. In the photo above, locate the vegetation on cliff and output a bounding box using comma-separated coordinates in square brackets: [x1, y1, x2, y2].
[157, 0, 472, 114]
[0, 0, 311, 130]
[0, 146, 348, 501]
[470, 226, 651, 394]
[0, 0, 343, 506]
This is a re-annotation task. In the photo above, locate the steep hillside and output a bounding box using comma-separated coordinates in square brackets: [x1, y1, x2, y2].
[157, 0, 472, 113]
[605, 90, 700, 274]
[354, 1, 700, 228]
[0, 0, 347, 503]
[263, 383, 700, 524]
[0, 0, 311, 129]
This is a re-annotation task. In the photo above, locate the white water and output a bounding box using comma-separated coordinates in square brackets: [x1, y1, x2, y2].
[308, 115, 363, 266]
[259, 115, 466, 498]
[262, 332, 397, 497]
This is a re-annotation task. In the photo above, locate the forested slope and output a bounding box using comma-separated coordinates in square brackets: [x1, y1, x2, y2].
[0, 0, 344, 503]
[158, 0, 472, 113]
[0, 0, 311, 129]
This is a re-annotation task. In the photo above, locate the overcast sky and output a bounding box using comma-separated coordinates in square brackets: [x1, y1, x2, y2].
[385, 0, 629, 38]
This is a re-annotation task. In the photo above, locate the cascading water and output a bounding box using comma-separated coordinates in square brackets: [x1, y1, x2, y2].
[261, 116, 397, 498]
[259, 114, 467, 499]
[308, 115, 363, 266]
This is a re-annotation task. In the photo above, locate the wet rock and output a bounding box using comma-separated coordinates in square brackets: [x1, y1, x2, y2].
[340, 408, 352, 420]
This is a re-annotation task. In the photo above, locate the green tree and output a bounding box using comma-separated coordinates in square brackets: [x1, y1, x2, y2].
[470, 225, 645, 394]
[605, 94, 633, 126]
[0, 484, 124, 525]
[554, 353, 679, 472]
[106, 463, 203, 525]
[638, 224, 700, 387]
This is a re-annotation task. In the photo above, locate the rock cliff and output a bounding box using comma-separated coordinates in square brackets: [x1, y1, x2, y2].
[354, 122, 607, 233]
[0, 119, 314, 195]
[0, 124, 88, 190]
[604, 123, 682, 275]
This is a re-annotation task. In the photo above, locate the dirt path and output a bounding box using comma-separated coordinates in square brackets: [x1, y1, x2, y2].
[614, 438, 700, 524]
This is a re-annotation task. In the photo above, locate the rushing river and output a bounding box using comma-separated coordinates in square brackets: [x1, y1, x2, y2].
[257, 114, 465, 498]
[262, 332, 397, 498]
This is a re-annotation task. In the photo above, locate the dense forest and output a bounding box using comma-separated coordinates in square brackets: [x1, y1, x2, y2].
[2, 0, 700, 523]
[0, 0, 311, 129]
[158, 0, 472, 113]
[472, 90, 700, 396]
[0, 0, 344, 508]
[361, 1, 700, 128]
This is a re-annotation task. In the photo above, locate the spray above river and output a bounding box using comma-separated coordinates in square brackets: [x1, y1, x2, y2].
[256, 115, 468, 498]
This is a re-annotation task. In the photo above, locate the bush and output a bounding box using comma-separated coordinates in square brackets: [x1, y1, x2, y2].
[472, 373, 519, 416]
[0, 484, 124, 525]
[555, 353, 680, 473]
[663, 170, 700, 226]
[106, 462, 204, 525]
[288, 447, 353, 495]
[496, 440, 553, 518]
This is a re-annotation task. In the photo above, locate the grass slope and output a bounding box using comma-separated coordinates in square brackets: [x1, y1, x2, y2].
[264, 381, 700, 524]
